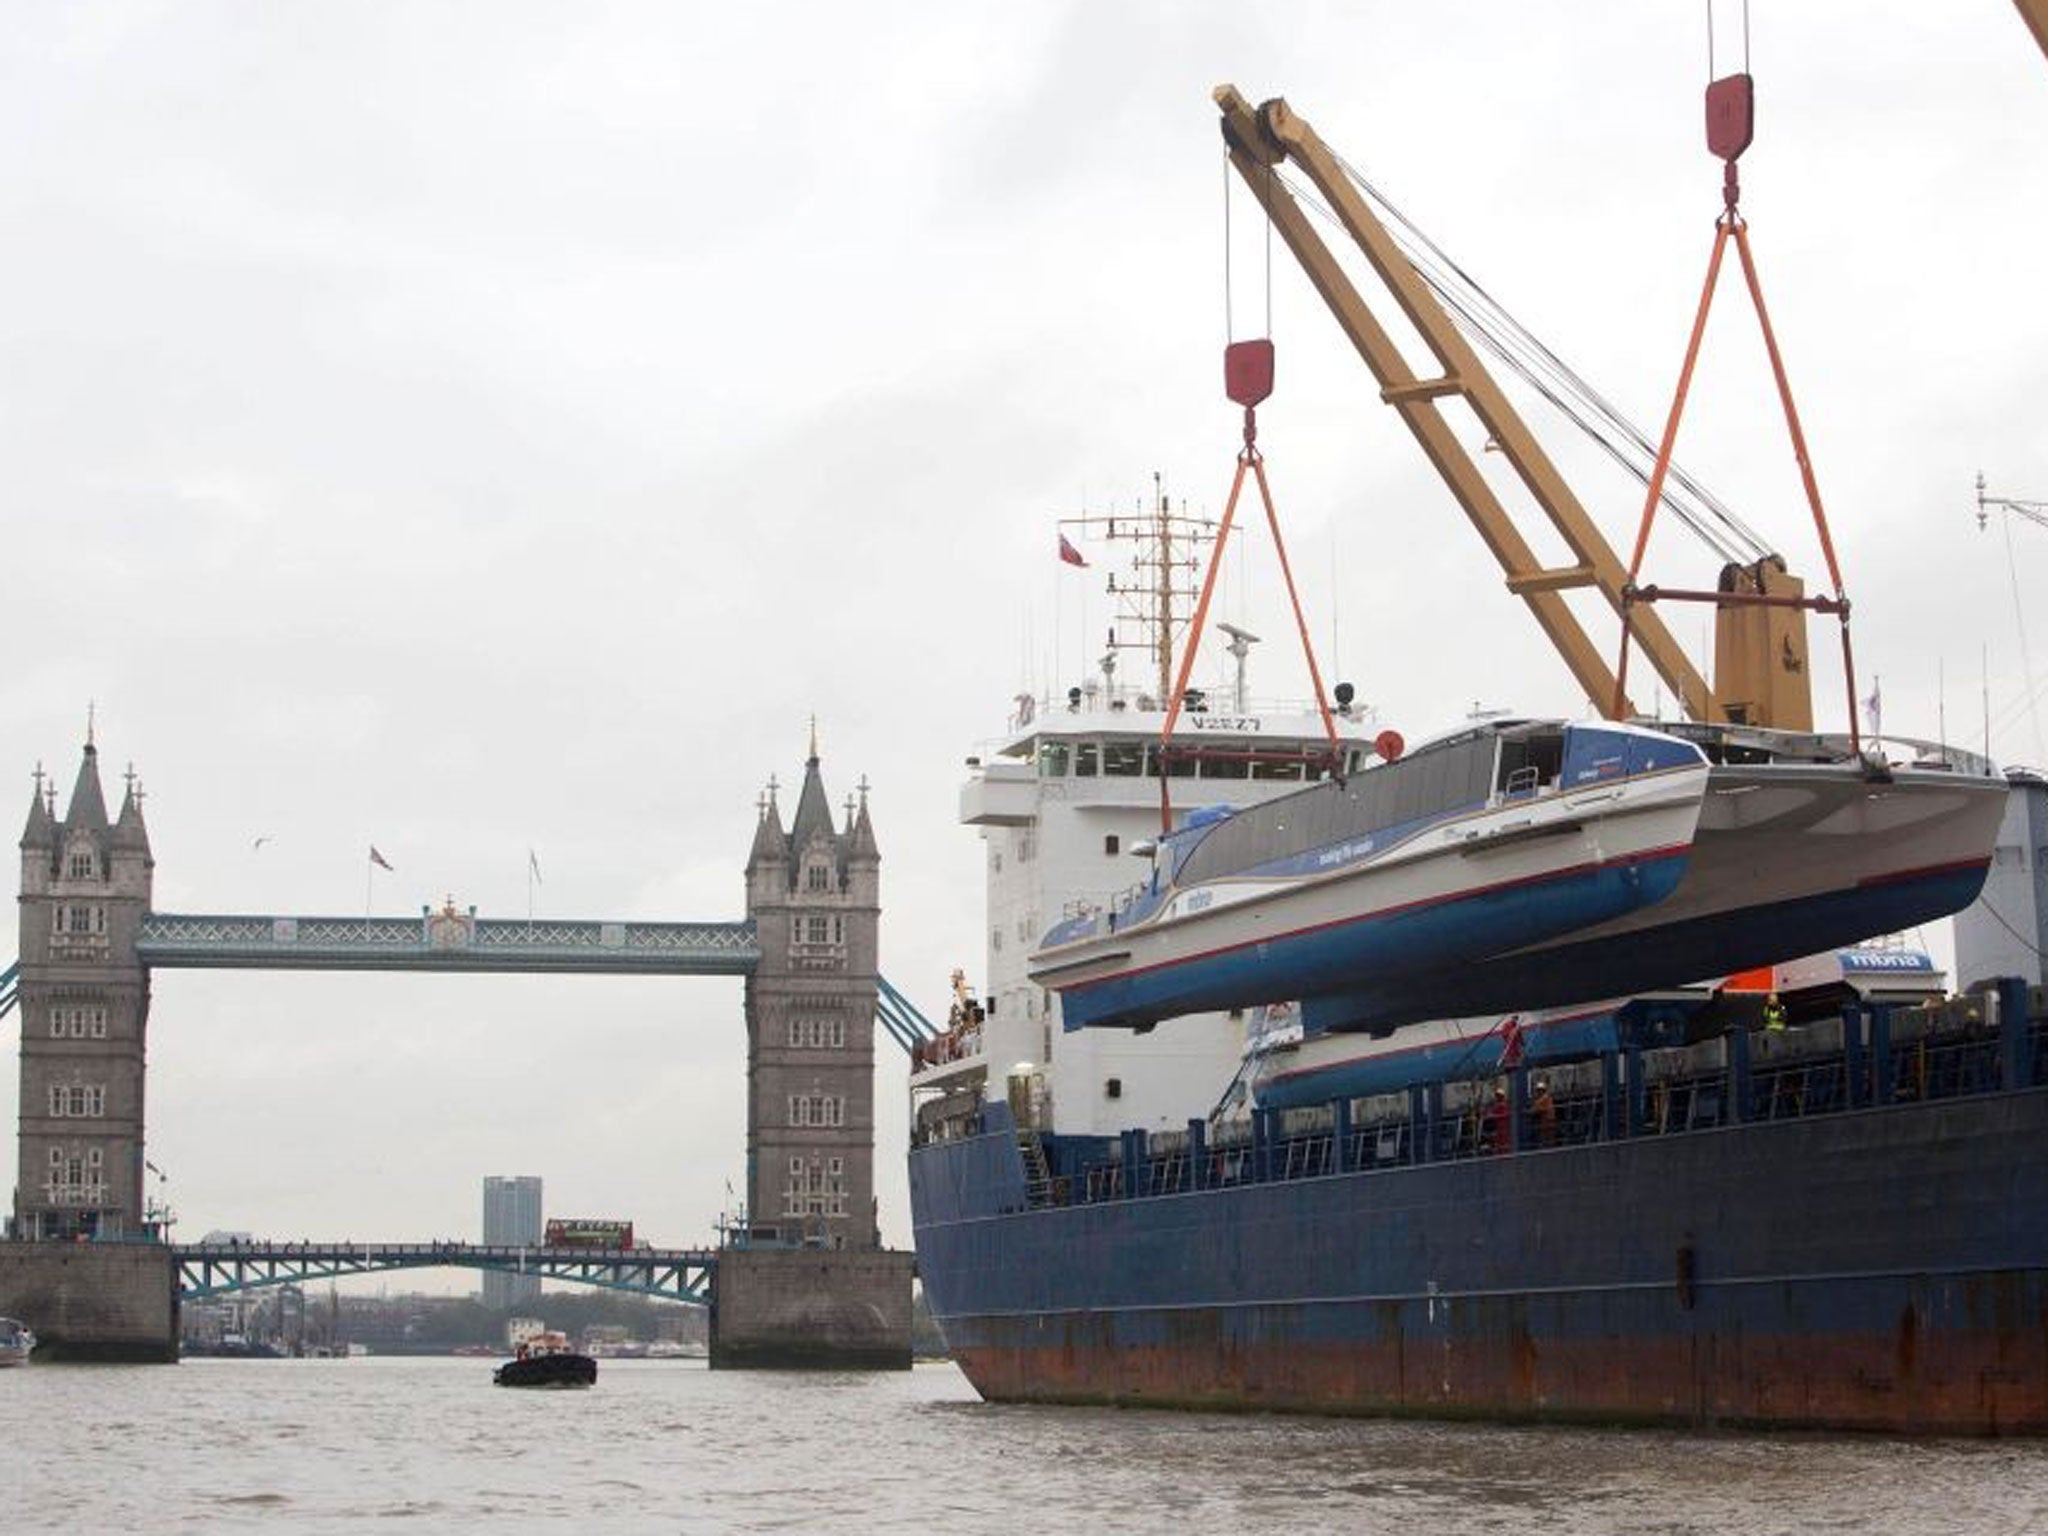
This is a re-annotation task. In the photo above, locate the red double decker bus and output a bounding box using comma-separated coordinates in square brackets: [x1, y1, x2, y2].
[543, 1218, 634, 1250]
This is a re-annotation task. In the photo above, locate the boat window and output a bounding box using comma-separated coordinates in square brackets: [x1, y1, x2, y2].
[1102, 742, 1145, 777]
[1384, 755, 1427, 825]
[1171, 731, 1513, 888]
[1038, 741, 1070, 777]
[1075, 743, 1099, 777]
[1165, 748, 1197, 779]
[1200, 753, 1250, 780]
[1251, 756, 1306, 782]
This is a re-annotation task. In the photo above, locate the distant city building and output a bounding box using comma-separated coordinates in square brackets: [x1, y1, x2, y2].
[481, 1175, 543, 1310]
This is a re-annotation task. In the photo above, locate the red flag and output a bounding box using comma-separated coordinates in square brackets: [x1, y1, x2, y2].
[1058, 533, 1088, 568]
[369, 845, 394, 871]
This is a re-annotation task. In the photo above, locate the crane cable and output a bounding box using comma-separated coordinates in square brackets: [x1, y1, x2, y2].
[1162, 166, 1343, 834]
[1315, 154, 1771, 567]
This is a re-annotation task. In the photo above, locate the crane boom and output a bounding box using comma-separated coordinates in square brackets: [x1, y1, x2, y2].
[2018, 0, 2048, 61]
[1214, 87, 1817, 729]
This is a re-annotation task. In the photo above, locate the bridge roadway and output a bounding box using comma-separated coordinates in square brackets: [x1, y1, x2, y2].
[137, 911, 760, 975]
[172, 1240, 717, 1304]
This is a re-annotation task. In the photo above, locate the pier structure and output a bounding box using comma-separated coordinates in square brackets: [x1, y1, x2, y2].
[3, 733, 930, 1365]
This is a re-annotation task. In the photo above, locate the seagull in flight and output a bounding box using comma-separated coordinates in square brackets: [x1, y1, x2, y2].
[252, 835, 273, 852]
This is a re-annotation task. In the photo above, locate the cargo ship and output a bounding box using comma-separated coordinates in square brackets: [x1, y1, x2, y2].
[910, 683, 2040, 1430]
[908, 438, 2046, 1429]
[909, 66, 2048, 1427]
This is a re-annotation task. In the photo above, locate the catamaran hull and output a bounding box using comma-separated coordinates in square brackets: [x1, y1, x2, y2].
[1300, 766, 2008, 1033]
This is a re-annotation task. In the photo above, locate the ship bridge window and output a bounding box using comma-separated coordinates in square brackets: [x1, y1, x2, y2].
[1201, 753, 1250, 780]
[1163, 748, 1196, 779]
[1038, 742, 1070, 777]
[1251, 756, 1306, 783]
[1075, 743, 1099, 777]
[1102, 742, 1145, 777]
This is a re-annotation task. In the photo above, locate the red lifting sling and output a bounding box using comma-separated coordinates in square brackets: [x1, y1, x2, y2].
[1613, 70, 1862, 751]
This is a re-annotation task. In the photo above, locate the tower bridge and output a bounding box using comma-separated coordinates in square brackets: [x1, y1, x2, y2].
[2, 732, 937, 1364]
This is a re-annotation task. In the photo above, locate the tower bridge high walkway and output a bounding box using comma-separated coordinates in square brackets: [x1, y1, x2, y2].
[173, 1240, 717, 1304]
[136, 911, 761, 975]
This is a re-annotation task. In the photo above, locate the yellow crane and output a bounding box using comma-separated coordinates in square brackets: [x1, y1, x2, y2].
[1211, 86, 1825, 732]
[2017, 0, 2048, 61]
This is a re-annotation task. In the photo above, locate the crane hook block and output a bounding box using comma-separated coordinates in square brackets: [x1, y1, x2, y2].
[1705, 73, 1754, 163]
[1225, 338, 1275, 408]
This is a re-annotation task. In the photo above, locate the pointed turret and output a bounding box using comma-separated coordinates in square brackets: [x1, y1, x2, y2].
[20, 767, 55, 851]
[111, 780, 151, 855]
[848, 787, 879, 862]
[64, 742, 110, 832]
[747, 784, 788, 872]
[787, 750, 838, 867]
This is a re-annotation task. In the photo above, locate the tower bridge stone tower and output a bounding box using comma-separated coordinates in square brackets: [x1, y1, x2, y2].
[741, 744, 881, 1248]
[13, 739, 155, 1240]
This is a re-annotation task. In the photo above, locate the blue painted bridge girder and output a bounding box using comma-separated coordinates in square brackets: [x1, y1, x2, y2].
[137, 912, 760, 976]
[172, 1241, 717, 1304]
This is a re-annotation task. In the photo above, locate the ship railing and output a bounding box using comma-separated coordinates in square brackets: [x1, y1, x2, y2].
[1052, 985, 2047, 1208]
[909, 1024, 984, 1076]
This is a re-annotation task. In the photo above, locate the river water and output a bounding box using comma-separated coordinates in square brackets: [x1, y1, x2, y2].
[11, 1356, 2048, 1534]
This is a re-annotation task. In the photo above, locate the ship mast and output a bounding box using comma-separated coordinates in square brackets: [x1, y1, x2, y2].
[1062, 474, 1218, 706]
[1153, 477, 1175, 702]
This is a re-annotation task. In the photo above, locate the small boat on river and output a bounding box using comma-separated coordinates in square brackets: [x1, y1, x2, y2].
[492, 1330, 596, 1389]
[0, 1317, 35, 1367]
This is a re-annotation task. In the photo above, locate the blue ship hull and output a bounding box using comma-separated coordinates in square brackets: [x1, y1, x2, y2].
[910, 988, 2048, 1432]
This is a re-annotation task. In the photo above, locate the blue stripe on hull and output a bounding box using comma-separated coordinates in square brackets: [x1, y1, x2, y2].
[1256, 1012, 1623, 1110]
[1301, 862, 1992, 1034]
[1059, 851, 1688, 1032]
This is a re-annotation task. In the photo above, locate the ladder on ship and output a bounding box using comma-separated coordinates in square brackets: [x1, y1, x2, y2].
[1017, 1130, 1052, 1203]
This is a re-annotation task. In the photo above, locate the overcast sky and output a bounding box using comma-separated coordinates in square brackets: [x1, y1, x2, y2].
[5, 4, 2045, 1276]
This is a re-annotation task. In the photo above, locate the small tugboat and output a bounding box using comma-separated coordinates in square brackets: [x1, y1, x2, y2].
[0, 1316, 35, 1367]
[492, 1330, 596, 1389]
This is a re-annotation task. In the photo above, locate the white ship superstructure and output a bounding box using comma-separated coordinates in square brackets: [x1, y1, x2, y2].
[922, 694, 1376, 1135]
